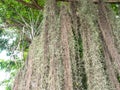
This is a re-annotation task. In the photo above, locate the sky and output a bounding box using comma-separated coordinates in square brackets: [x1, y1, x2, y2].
[0, 51, 10, 90]
[0, 31, 22, 90]
[0, 51, 10, 60]
[0, 71, 9, 90]
[0, 50, 23, 90]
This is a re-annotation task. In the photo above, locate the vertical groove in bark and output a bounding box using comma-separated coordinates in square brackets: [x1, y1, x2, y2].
[45, 0, 62, 89]
[25, 44, 36, 90]
[98, 1, 120, 89]
[43, 0, 59, 89]
[98, 0, 120, 74]
[70, 1, 87, 90]
[78, 0, 110, 90]
[100, 32, 120, 90]
[60, 4, 73, 90]
[106, 5, 120, 54]
[25, 54, 32, 90]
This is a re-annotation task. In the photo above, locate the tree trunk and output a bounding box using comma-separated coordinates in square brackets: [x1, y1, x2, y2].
[13, 0, 120, 90]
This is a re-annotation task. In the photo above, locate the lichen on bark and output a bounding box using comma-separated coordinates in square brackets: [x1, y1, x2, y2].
[78, 0, 110, 90]
[13, 0, 120, 90]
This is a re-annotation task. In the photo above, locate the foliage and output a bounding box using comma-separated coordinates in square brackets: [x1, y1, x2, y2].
[0, 0, 44, 89]
[111, 4, 120, 15]
[0, 59, 23, 90]
[0, 59, 23, 71]
[0, 28, 16, 52]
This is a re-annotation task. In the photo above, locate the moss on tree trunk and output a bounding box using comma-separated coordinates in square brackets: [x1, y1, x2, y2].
[13, 0, 120, 90]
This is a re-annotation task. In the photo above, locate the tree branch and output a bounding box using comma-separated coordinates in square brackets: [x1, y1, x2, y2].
[94, 0, 120, 3]
[16, 0, 43, 10]
[32, 0, 41, 9]
[16, 0, 120, 10]
[57, 0, 120, 3]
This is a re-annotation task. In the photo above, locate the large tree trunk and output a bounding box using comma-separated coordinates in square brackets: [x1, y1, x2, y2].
[13, 0, 75, 90]
[13, 0, 120, 90]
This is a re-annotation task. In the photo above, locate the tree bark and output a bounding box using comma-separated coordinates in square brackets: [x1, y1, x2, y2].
[13, 0, 120, 90]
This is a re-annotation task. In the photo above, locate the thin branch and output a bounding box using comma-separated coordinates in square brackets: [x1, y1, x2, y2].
[32, 0, 42, 9]
[22, 27, 32, 43]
